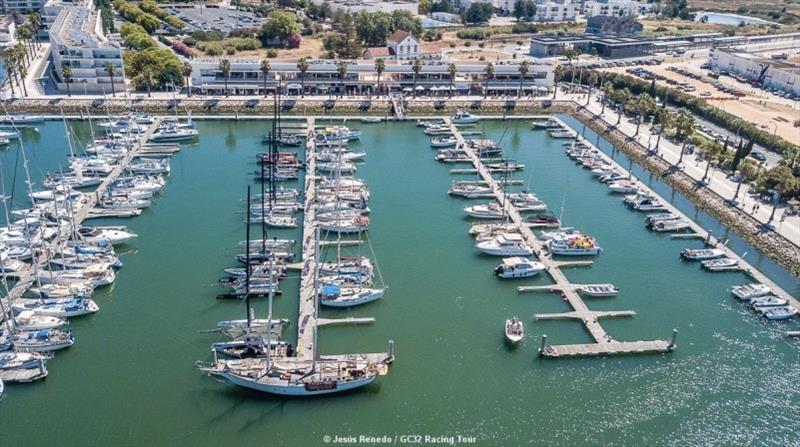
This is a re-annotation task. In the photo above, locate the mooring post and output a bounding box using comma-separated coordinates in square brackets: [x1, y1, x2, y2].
[388, 339, 395, 361]
[667, 328, 678, 351]
[539, 334, 548, 354]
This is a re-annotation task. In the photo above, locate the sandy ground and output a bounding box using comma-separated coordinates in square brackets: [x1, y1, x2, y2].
[603, 64, 800, 145]
[446, 49, 514, 62]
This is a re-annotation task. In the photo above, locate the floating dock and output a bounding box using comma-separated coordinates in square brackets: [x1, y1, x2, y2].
[554, 117, 800, 315]
[446, 118, 675, 359]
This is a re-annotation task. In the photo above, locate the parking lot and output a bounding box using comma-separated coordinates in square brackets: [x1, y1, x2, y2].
[165, 7, 264, 35]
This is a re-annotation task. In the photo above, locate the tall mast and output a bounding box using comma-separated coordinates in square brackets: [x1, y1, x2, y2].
[0, 159, 10, 225]
[312, 224, 320, 373]
[245, 186, 252, 329]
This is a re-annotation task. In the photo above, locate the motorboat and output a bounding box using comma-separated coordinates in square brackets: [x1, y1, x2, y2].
[316, 162, 357, 174]
[430, 136, 457, 148]
[476, 233, 533, 256]
[319, 284, 384, 307]
[248, 214, 298, 228]
[360, 117, 382, 123]
[531, 119, 561, 129]
[469, 222, 517, 236]
[578, 284, 619, 297]
[680, 248, 726, 261]
[504, 317, 524, 343]
[0, 129, 19, 140]
[750, 296, 788, 310]
[211, 336, 293, 359]
[448, 183, 494, 198]
[701, 258, 739, 271]
[76, 226, 137, 245]
[149, 126, 199, 142]
[649, 218, 690, 232]
[464, 203, 505, 219]
[729, 283, 771, 301]
[608, 180, 640, 194]
[599, 171, 625, 184]
[538, 227, 581, 241]
[761, 306, 798, 320]
[548, 129, 576, 139]
[548, 236, 602, 256]
[127, 158, 170, 175]
[494, 257, 545, 279]
[624, 193, 666, 212]
[451, 111, 480, 124]
[424, 125, 452, 136]
[506, 192, 547, 212]
[98, 197, 151, 210]
[525, 212, 560, 227]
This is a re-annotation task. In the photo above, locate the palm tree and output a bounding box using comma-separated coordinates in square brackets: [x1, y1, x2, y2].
[374, 58, 385, 97]
[447, 62, 457, 97]
[633, 94, 655, 136]
[14, 50, 28, 97]
[219, 59, 231, 97]
[763, 166, 799, 224]
[674, 109, 695, 166]
[1, 49, 15, 96]
[553, 65, 565, 99]
[700, 139, 724, 184]
[61, 64, 72, 97]
[585, 71, 598, 106]
[600, 80, 613, 115]
[615, 88, 632, 126]
[411, 58, 422, 96]
[259, 59, 270, 98]
[27, 11, 41, 51]
[182, 62, 192, 97]
[517, 60, 529, 98]
[104, 62, 116, 97]
[16, 24, 34, 60]
[483, 62, 494, 98]
[652, 108, 672, 154]
[336, 60, 348, 96]
[564, 48, 581, 85]
[296, 57, 309, 96]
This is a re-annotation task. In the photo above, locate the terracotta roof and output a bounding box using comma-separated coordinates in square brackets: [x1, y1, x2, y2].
[387, 30, 412, 44]
[421, 43, 442, 54]
[365, 47, 391, 57]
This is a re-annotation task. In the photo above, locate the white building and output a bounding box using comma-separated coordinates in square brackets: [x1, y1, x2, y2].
[48, 0, 123, 93]
[0, 0, 44, 14]
[308, 0, 418, 14]
[534, 1, 579, 23]
[0, 16, 16, 47]
[710, 49, 800, 96]
[584, 0, 652, 18]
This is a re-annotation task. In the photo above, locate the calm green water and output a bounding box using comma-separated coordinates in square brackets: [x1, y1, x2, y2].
[0, 119, 798, 446]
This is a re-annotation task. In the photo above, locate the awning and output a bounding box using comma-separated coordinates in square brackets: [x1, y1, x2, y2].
[402, 87, 413, 92]
[537, 86, 549, 92]
[415, 85, 426, 91]
[286, 83, 302, 89]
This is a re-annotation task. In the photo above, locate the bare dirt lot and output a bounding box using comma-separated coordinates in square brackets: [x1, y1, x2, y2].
[604, 63, 800, 145]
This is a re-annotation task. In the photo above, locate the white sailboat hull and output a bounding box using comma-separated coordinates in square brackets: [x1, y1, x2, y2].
[220, 371, 376, 396]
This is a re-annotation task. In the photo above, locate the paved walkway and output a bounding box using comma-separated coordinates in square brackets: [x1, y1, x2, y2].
[565, 90, 800, 248]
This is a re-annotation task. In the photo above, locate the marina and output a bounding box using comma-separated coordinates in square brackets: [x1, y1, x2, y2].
[0, 117, 797, 445]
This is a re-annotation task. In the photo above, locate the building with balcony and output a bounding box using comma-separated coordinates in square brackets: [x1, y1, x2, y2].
[533, 1, 580, 23]
[307, 0, 418, 14]
[48, 0, 123, 94]
[710, 49, 800, 96]
[584, 0, 652, 18]
[364, 30, 443, 61]
[0, 0, 44, 14]
[188, 58, 554, 97]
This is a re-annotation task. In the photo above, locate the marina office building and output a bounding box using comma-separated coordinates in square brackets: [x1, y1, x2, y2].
[48, 0, 123, 93]
[710, 49, 800, 96]
[189, 58, 554, 96]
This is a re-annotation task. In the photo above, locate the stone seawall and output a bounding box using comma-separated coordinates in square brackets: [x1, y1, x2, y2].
[569, 105, 800, 277]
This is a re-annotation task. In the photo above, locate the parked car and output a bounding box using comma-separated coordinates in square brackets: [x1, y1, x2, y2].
[750, 151, 767, 162]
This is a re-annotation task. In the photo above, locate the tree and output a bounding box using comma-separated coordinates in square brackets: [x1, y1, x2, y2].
[759, 165, 799, 224]
[374, 58, 385, 96]
[0, 49, 16, 96]
[448, 62, 457, 97]
[463, 3, 493, 24]
[600, 80, 613, 115]
[700, 138, 724, 184]
[260, 11, 300, 47]
[585, 71, 598, 106]
[615, 88, 632, 126]
[135, 13, 161, 33]
[674, 108, 695, 166]
[411, 58, 422, 96]
[553, 65, 565, 99]
[219, 59, 231, 97]
[633, 94, 655, 136]
[513, 0, 536, 21]
[27, 11, 41, 51]
[517, 60, 529, 98]
[296, 57, 309, 96]
[652, 107, 672, 154]
[105, 62, 117, 97]
[337, 60, 348, 96]
[483, 63, 494, 98]
[182, 62, 192, 97]
[260, 59, 271, 98]
[61, 64, 72, 97]
[12, 45, 28, 97]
